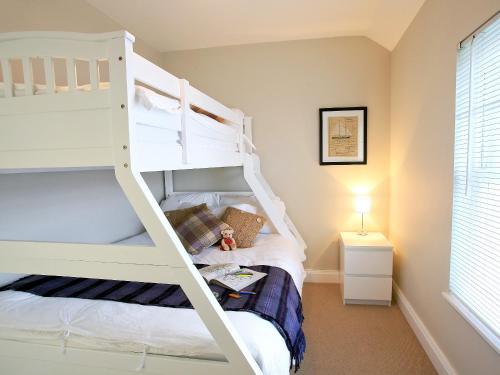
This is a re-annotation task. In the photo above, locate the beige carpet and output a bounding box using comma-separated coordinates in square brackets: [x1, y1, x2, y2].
[297, 283, 437, 375]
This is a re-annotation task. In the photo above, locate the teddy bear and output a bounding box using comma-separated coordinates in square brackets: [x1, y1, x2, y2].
[220, 227, 237, 251]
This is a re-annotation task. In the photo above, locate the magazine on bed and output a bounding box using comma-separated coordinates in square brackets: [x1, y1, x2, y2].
[199, 263, 267, 292]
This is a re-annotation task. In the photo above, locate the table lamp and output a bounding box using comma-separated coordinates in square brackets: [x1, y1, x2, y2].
[355, 195, 371, 236]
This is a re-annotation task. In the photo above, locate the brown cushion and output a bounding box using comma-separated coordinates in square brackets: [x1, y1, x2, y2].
[164, 203, 208, 228]
[174, 206, 229, 254]
[221, 207, 266, 248]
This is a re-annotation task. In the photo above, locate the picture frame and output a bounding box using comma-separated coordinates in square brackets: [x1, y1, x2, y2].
[319, 107, 367, 165]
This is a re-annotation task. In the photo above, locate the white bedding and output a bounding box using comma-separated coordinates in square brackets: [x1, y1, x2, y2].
[0, 233, 305, 375]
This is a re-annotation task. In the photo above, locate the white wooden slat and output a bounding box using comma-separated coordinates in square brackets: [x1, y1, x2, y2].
[189, 150, 242, 168]
[188, 115, 239, 141]
[131, 52, 181, 98]
[170, 191, 253, 196]
[0, 148, 114, 169]
[243, 116, 253, 152]
[0, 166, 113, 174]
[0, 89, 110, 115]
[180, 79, 190, 163]
[137, 156, 243, 173]
[133, 143, 245, 172]
[0, 110, 112, 150]
[0, 39, 108, 60]
[0, 257, 185, 285]
[89, 58, 99, 90]
[43, 56, 55, 94]
[164, 170, 174, 195]
[66, 57, 77, 91]
[134, 142, 184, 172]
[0, 58, 12, 97]
[0, 340, 234, 375]
[21, 57, 33, 96]
[0, 102, 113, 169]
[0, 241, 167, 265]
[135, 127, 179, 147]
[189, 85, 243, 126]
[284, 214, 307, 249]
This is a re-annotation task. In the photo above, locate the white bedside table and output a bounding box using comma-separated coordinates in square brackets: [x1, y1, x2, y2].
[339, 232, 393, 306]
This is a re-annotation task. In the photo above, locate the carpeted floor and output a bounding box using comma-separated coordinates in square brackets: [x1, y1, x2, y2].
[297, 283, 437, 375]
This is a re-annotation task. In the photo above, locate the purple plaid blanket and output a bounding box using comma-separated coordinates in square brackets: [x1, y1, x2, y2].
[1, 265, 306, 371]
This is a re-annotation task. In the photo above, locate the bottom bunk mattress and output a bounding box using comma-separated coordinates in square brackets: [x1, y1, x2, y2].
[0, 233, 306, 375]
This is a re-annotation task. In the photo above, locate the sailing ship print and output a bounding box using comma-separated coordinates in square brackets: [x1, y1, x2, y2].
[331, 118, 353, 139]
[327, 115, 359, 158]
[321, 107, 366, 164]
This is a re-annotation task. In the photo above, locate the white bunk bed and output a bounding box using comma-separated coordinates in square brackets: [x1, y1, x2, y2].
[0, 31, 306, 375]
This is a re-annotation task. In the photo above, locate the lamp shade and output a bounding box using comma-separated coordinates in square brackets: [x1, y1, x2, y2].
[355, 195, 371, 214]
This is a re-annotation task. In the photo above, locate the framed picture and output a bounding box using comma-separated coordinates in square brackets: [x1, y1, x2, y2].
[319, 107, 367, 165]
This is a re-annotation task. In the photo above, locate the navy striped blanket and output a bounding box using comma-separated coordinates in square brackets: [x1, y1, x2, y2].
[1, 264, 306, 371]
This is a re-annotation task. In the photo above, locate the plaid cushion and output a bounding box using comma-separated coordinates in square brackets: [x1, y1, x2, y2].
[175, 207, 229, 254]
[164, 203, 208, 228]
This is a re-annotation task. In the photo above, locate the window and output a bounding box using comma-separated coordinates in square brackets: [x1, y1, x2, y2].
[447, 13, 500, 352]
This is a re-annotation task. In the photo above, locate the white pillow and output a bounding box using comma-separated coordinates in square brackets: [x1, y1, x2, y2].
[135, 85, 181, 113]
[160, 192, 220, 212]
[213, 203, 257, 218]
[219, 194, 283, 234]
[219, 194, 258, 207]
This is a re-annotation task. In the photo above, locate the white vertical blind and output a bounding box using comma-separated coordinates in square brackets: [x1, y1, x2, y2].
[450, 14, 500, 339]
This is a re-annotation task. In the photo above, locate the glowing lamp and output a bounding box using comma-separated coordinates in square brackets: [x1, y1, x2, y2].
[355, 195, 371, 236]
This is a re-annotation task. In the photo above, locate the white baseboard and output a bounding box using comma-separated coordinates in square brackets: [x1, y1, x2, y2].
[305, 269, 339, 283]
[393, 281, 457, 375]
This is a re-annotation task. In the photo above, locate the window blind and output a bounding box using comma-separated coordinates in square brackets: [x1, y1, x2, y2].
[450, 14, 500, 339]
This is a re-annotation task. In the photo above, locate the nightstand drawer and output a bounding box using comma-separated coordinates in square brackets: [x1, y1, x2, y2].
[344, 276, 392, 301]
[344, 248, 393, 275]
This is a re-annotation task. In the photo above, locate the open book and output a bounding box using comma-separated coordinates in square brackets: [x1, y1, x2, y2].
[199, 263, 267, 292]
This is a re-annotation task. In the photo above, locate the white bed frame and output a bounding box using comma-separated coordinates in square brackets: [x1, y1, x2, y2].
[0, 31, 306, 374]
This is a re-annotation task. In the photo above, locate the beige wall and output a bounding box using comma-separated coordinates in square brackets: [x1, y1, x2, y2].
[0, 0, 162, 65]
[390, 0, 500, 374]
[163, 37, 391, 270]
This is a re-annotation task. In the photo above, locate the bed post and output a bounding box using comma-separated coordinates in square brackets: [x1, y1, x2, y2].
[164, 170, 174, 197]
[180, 79, 191, 164]
[243, 116, 253, 147]
[108, 34, 262, 375]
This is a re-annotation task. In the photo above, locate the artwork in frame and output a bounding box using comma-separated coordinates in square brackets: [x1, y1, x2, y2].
[319, 107, 367, 165]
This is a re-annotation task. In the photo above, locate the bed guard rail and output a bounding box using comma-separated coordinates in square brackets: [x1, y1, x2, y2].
[0, 31, 245, 172]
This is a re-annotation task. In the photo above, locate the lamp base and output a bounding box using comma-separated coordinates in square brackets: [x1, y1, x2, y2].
[358, 213, 368, 236]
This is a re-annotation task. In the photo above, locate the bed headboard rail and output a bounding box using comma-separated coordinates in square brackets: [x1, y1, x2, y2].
[0, 31, 132, 96]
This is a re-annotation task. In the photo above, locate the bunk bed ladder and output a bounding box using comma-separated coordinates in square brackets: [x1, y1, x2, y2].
[242, 118, 307, 250]
[114, 169, 263, 374]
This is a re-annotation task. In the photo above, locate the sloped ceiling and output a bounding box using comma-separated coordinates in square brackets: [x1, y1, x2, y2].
[86, 0, 425, 51]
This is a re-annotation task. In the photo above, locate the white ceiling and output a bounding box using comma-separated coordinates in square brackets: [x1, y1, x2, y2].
[86, 0, 425, 52]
